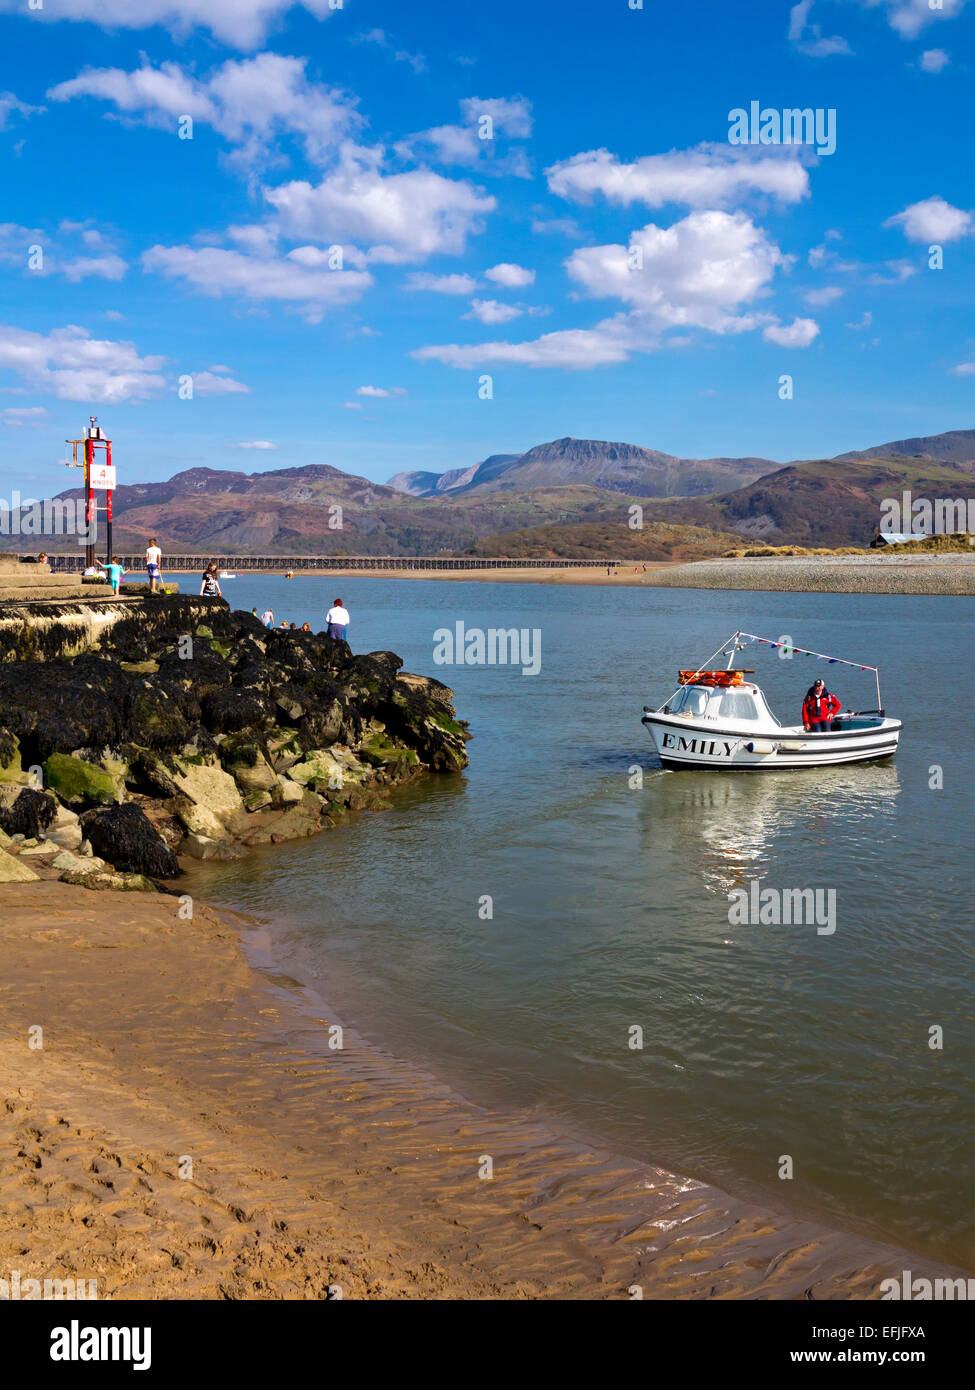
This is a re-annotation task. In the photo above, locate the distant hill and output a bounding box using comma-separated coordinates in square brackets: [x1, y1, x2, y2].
[387, 437, 770, 499]
[461, 519, 742, 561]
[835, 430, 975, 466]
[387, 454, 522, 497]
[37, 464, 644, 556]
[656, 453, 975, 546]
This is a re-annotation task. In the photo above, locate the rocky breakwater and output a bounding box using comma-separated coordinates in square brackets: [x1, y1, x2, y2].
[0, 594, 470, 891]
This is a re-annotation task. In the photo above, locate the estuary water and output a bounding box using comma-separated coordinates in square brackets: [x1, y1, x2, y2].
[189, 575, 975, 1267]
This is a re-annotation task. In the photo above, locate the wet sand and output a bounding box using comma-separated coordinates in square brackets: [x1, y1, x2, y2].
[0, 877, 967, 1300]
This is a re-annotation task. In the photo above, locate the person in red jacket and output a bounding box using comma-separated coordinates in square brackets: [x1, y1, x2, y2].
[803, 678, 841, 731]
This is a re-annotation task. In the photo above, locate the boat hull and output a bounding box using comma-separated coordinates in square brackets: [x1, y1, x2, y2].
[642, 713, 901, 770]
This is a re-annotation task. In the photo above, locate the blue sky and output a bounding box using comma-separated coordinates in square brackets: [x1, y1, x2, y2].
[1, 0, 974, 496]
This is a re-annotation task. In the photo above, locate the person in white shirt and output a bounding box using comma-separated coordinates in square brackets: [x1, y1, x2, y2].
[260, 608, 274, 629]
[145, 537, 162, 593]
[325, 598, 350, 641]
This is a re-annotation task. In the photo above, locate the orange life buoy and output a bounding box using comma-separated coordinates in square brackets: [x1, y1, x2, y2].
[678, 669, 744, 687]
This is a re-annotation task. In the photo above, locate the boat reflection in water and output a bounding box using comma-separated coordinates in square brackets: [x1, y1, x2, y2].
[640, 762, 901, 899]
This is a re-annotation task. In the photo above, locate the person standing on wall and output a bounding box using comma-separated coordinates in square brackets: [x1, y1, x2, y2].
[325, 597, 350, 641]
[200, 563, 222, 598]
[146, 537, 162, 593]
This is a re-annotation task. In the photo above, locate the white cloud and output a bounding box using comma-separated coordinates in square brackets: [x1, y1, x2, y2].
[565, 210, 791, 334]
[353, 28, 427, 74]
[885, 196, 971, 242]
[484, 262, 534, 288]
[343, 401, 363, 409]
[2, 0, 338, 49]
[788, 1, 853, 56]
[190, 369, 249, 396]
[868, 259, 916, 284]
[404, 272, 479, 294]
[531, 216, 582, 238]
[49, 55, 359, 169]
[266, 158, 496, 263]
[804, 285, 844, 306]
[920, 48, 951, 71]
[868, 0, 967, 40]
[464, 299, 524, 325]
[396, 96, 532, 176]
[0, 90, 43, 128]
[0, 222, 128, 281]
[459, 96, 533, 139]
[413, 315, 645, 370]
[950, 361, 975, 376]
[763, 317, 820, 347]
[2, 406, 49, 427]
[355, 385, 406, 397]
[845, 311, 873, 330]
[0, 323, 167, 403]
[415, 210, 815, 370]
[546, 143, 810, 210]
[238, 440, 277, 449]
[62, 254, 128, 282]
[142, 244, 373, 318]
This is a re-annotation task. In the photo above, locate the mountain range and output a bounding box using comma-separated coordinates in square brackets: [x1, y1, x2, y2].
[12, 428, 975, 558]
[387, 437, 771, 499]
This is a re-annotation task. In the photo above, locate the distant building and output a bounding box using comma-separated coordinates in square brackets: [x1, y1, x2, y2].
[870, 532, 917, 548]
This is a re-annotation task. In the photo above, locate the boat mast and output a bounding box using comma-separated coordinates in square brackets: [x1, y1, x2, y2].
[725, 631, 741, 671]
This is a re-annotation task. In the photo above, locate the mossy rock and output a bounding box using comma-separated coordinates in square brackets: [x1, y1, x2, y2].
[359, 735, 418, 769]
[42, 753, 122, 806]
[0, 728, 24, 783]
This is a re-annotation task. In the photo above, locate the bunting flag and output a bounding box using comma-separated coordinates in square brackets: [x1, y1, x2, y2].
[737, 632, 877, 673]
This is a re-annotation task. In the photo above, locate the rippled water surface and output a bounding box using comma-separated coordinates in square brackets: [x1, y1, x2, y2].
[189, 575, 975, 1265]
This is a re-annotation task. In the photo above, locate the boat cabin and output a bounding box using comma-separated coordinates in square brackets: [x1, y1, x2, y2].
[663, 679, 777, 727]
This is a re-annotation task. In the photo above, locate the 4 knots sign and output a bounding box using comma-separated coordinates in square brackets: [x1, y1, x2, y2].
[89, 462, 116, 490]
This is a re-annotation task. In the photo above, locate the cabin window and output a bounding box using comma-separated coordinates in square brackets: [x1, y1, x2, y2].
[667, 686, 709, 716]
[712, 690, 760, 721]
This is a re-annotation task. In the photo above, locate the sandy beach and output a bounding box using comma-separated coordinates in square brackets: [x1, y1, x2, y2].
[1, 875, 967, 1300]
[208, 553, 975, 595]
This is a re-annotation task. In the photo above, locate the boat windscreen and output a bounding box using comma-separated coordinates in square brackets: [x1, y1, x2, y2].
[664, 686, 709, 716]
[711, 689, 760, 720]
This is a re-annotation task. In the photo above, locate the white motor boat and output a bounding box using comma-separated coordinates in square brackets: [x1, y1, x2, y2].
[642, 630, 902, 770]
[218, 571, 236, 579]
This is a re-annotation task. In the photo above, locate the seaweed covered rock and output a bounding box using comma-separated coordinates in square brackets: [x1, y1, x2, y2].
[0, 593, 471, 859]
[0, 727, 23, 783]
[79, 803, 180, 879]
[43, 752, 123, 806]
[0, 787, 57, 839]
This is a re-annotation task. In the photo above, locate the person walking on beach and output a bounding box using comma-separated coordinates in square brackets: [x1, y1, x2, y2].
[260, 608, 274, 628]
[325, 597, 350, 640]
[146, 537, 162, 593]
[98, 556, 125, 594]
[802, 678, 841, 732]
[200, 563, 222, 598]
